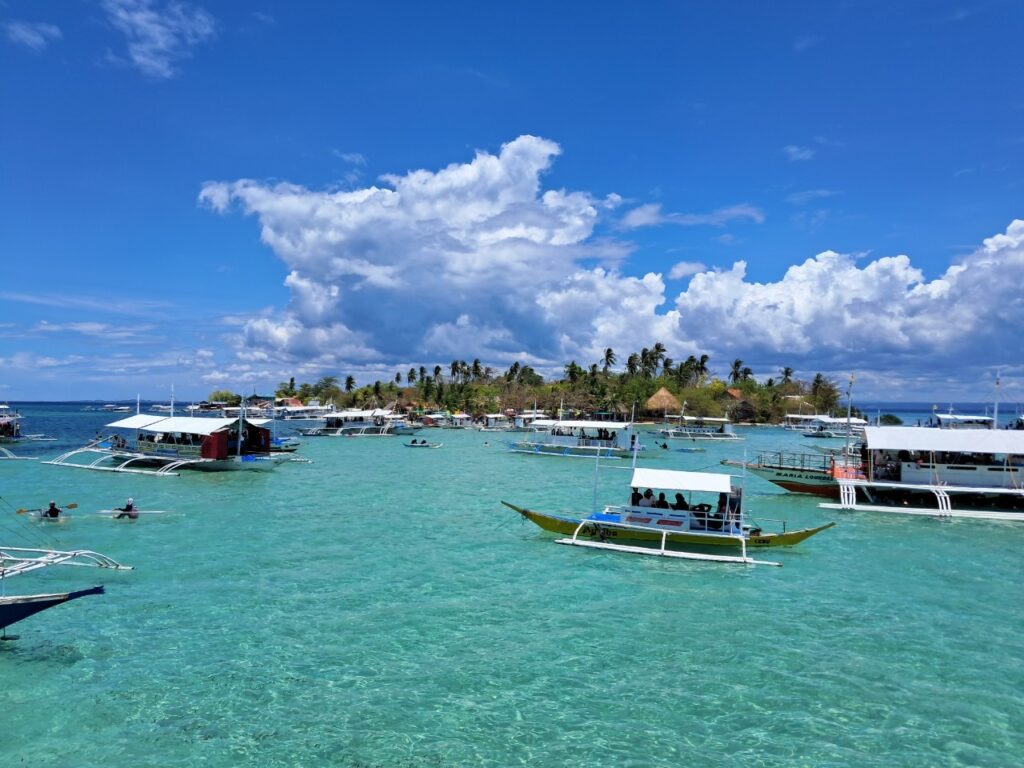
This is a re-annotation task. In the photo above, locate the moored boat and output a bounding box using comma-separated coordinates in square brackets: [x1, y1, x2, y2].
[658, 415, 742, 441]
[502, 467, 834, 565]
[45, 414, 288, 476]
[507, 419, 648, 459]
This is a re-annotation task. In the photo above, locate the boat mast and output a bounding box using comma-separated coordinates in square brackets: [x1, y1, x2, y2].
[994, 370, 1001, 430]
[170, 385, 175, 418]
[844, 374, 854, 462]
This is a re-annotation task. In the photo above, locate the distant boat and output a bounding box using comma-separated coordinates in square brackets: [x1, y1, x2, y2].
[658, 415, 743, 441]
[506, 419, 650, 459]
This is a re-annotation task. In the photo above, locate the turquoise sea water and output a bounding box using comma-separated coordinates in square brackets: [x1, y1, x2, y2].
[1, 405, 1022, 767]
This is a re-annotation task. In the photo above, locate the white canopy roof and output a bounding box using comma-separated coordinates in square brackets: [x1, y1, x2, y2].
[631, 468, 732, 494]
[548, 420, 631, 429]
[106, 414, 167, 430]
[865, 426, 1024, 454]
[107, 414, 267, 436]
[810, 415, 868, 425]
[935, 414, 993, 423]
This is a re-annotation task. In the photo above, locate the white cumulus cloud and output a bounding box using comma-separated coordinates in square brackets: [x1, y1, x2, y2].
[201, 135, 1024, 390]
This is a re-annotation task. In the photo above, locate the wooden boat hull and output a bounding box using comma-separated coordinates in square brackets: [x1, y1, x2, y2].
[721, 459, 839, 497]
[501, 502, 833, 548]
[0, 586, 104, 630]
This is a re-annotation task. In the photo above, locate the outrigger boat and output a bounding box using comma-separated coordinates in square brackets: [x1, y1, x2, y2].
[0, 546, 132, 635]
[727, 426, 1024, 521]
[502, 467, 833, 565]
[45, 413, 289, 476]
[507, 419, 649, 459]
[658, 415, 742, 441]
[404, 440, 442, 448]
[820, 426, 1024, 521]
[0, 405, 50, 458]
[298, 408, 419, 437]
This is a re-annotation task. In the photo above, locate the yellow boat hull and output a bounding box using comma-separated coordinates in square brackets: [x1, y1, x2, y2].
[501, 502, 834, 548]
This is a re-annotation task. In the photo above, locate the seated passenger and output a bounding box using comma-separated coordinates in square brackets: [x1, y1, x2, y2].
[638, 489, 655, 507]
[655, 492, 670, 509]
[630, 488, 642, 507]
[671, 493, 689, 511]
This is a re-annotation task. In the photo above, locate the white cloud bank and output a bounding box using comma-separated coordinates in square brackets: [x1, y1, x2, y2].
[201, 135, 1024, 389]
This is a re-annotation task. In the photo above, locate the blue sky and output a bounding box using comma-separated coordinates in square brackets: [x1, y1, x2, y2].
[2, 1, 1022, 401]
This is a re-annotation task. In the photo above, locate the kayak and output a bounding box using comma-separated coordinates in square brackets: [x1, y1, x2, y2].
[404, 442, 442, 448]
[96, 509, 174, 517]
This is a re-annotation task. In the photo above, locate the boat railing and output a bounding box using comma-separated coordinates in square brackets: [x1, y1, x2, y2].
[757, 450, 846, 472]
[578, 438, 616, 448]
[562, 518, 781, 566]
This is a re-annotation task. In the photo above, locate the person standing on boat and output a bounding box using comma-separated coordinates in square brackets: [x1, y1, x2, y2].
[42, 500, 62, 519]
[114, 497, 139, 520]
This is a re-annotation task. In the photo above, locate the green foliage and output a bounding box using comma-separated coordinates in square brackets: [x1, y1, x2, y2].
[270, 345, 856, 424]
[879, 413, 903, 425]
[208, 389, 241, 406]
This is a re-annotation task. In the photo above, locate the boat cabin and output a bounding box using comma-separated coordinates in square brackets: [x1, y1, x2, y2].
[607, 467, 746, 535]
[106, 414, 272, 460]
[933, 414, 994, 430]
[481, 413, 511, 429]
[0, 412, 22, 442]
[862, 426, 1024, 489]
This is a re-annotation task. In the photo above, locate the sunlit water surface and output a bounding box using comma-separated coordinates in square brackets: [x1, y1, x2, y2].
[1, 405, 1021, 766]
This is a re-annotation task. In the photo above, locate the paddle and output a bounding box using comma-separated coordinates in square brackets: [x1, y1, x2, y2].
[16, 503, 78, 515]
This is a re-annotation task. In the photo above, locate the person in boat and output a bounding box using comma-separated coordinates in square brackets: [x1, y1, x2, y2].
[671, 493, 689, 511]
[661, 442, 668, 450]
[42, 500, 62, 519]
[638, 489, 655, 507]
[115, 497, 139, 520]
[630, 488, 642, 506]
[655, 492, 670, 509]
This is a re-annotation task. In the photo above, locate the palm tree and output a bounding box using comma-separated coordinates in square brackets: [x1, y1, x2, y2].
[602, 348, 616, 373]
[729, 359, 744, 384]
[626, 353, 640, 376]
[741, 366, 753, 381]
[407, 368, 417, 384]
[662, 357, 674, 377]
[433, 365, 442, 382]
[395, 372, 402, 385]
[471, 358, 483, 381]
[564, 361, 582, 384]
[373, 381, 383, 401]
[781, 366, 794, 385]
[344, 375, 355, 393]
[450, 360, 460, 383]
[419, 366, 427, 383]
[697, 354, 710, 384]
[652, 341, 666, 366]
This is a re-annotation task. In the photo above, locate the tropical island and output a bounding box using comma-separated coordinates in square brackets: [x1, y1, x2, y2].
[209, 344, 861, 423]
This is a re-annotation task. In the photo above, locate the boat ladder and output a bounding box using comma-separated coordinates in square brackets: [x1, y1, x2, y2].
[838, 480, 858, 509]
[932, 488, 952, 516]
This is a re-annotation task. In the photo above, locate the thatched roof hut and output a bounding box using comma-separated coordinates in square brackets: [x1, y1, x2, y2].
[645, 386, 681, 414]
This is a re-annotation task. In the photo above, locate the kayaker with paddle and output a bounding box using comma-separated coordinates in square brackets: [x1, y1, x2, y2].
[114, 497, 139, 520]
[42, 500, 62, 519]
